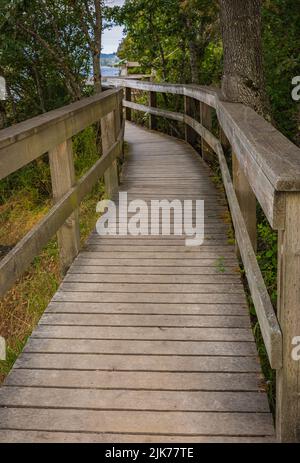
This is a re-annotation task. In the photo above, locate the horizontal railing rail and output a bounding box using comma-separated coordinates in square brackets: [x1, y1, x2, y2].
[106, 77, 300, 441]
[0, 87, 124, 297]
[107, 78, 300, 229]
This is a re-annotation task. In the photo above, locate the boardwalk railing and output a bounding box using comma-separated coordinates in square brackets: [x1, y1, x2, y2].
[106, 77, 300, 442]
[0, 87, 124, 297]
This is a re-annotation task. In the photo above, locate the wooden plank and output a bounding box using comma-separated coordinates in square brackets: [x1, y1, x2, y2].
[73, 258, 238, 268]
[32, 325, 252, 341]
[23, 338, 257, 356]
[69, 265, 241, 276]
[4, 369, 264, 391]
[13, 352, 262, 372]
[46, 301, 248, 315]
[64, 273, 240, 284]
[49, 138, 80, 273]
[52, 292, 247, 304]
[0, 430, 276, 443]
[78, 250, 237, 259]
[40, 313, 250, 328]
[0, 387, 269, 412]
[0, 408, 275, 436]
[59, 282, 244, 294]
[86, 240, 233, 247]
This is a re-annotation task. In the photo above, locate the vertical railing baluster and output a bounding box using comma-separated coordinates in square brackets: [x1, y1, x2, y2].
[49, 139, 80, 274]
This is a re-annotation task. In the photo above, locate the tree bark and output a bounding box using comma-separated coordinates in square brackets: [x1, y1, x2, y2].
[188, 40, 199, 84]
[218, 0, 270, 118]
[93, 0, 102, 94]
[0, 101, 6, 129]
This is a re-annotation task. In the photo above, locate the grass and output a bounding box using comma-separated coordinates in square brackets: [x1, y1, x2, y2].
[0, 126, 106, 383]
[215, 256, 226, 273]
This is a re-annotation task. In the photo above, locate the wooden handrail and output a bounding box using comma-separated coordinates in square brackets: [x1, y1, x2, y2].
[0, 88, 123, 180]
[107, 78, 300, 230]
[0, 87, 124, 296]
[106, 77, 300, 441]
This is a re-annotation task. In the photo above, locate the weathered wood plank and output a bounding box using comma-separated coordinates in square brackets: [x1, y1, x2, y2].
[68, 265, 241, 275]
[64, 273, 240, 284]
[32, 325, 252, 341]
[13, 353, 262, 372]
[40, 313, 250, 328]
[59, 282, 244, 294]
[0, 387, 269, 412]
[23, 338, 257, 356]
[5, 369, 264, 391]
[46, 301, 248, 315]
[52, 291, 247, 304]
[73, 258, 238, 268]
[0, 408, 275, 436]
[0, 430, 275, 443]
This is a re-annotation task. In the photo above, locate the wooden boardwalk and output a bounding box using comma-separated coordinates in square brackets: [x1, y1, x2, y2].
[0, 122, 275, 442]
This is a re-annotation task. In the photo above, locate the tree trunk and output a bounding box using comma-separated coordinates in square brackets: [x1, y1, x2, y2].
[93, 52, 102, 94]
[218, 0, 270, 118]
[188, 40, 199, 84]
[184, 15, 199, 84]
[93, 0, 102, 94]
[0, 101, 6, 129]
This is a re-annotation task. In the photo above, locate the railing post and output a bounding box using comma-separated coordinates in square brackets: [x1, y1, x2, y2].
[200, 102, 213, 161]
[184, 95, 197, 146]
[49, 139, 80, 274]
[125, 87, 132, 121]
[276, 192, 300, 442]
[232, 152, 257, 252]
[102, 100, 119, 197]
[149, 91, 157, 130]
[220, 126, 231, 152]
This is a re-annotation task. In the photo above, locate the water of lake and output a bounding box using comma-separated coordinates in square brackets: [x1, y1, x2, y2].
[101, 66, 120, 77]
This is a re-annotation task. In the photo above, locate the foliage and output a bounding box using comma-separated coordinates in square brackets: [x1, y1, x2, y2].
[263, 0, 300, 145]
[110, 0, 221, 84]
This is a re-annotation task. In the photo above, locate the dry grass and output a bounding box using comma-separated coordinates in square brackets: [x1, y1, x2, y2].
[0, 182, 105, 383]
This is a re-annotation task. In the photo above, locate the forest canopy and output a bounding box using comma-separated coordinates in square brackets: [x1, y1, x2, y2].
[0, 0, 299, 145]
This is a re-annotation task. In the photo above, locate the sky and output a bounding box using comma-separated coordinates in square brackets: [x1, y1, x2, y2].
[102, 0, 125, 54]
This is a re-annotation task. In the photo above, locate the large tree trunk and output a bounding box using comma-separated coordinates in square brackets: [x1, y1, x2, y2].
[219, 0, 270, 118]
